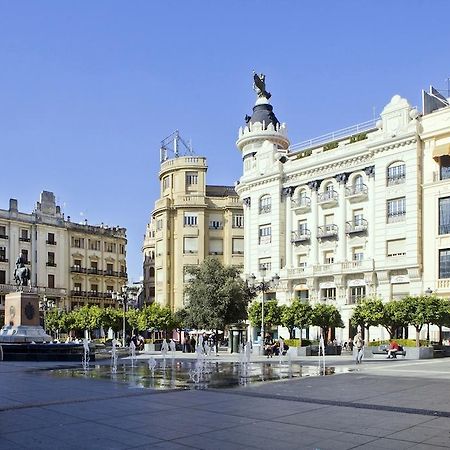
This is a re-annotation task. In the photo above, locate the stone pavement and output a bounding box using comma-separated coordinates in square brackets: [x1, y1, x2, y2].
[1, 353, 450, 449]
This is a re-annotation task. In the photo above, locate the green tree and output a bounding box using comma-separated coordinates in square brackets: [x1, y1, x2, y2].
[280, 299, 313, 340]
[100, 307, 123, 334]
[380, 300, 410, 339]
[59, 310, 77, 336]
[427, 296, 450, 344]
[184, 258, 254, 349]
[126, 308, 142, 335]
[311, 303, 344, 345]
[350, 297, 384, 343]
[248, 299, 282, 334]
[44, 308, 62, 337]
[72, 305, 102, 339]
[401, 295, 435, 346]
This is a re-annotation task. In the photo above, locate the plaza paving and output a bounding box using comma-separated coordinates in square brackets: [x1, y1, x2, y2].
[1, 352, 450, 449]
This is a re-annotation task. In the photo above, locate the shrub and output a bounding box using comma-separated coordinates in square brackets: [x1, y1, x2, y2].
[284, 339, 300, 347]
[348, 132, 368, 144]
[323, 141, 339, 151]
[368, 339, 428, 347]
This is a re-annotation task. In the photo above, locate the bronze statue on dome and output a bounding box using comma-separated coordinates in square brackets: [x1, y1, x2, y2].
[253, 72, 271, 100]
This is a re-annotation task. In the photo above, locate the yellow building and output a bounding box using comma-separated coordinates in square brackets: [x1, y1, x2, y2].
[143, 155, 244, 311]
[0, 191, 127, 313]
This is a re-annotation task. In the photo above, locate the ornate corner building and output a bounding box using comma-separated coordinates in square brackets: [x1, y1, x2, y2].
[143, 154, 244, 311]
[0, 191, 128, 314]
[236, 76, 450, 342]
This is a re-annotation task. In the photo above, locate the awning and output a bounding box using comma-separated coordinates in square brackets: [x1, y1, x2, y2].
[294, 284, 308, 291]
[433, 144, 450, 160]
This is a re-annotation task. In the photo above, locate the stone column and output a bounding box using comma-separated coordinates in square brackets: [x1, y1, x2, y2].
[335, 173, 348, 263]
[308, 181, 321, 265]
[283, 187, 294, 269]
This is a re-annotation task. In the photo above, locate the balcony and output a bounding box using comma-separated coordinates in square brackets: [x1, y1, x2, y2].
[46, 262, 57, 267]
[345, 184, 368, 202]
[0, 257, 8, 263]
[287, 266, 311, 277]
[209, 251, 223, 255]
[259, 205, 271, 214]
[387, 175, 405, 186]
[291, 229, 311, 244]
[318, 190, 338, 208]
[119, 272, 127, 278]
[70, 266, 86, 273]
[87, 268, 100, 275]
[387, 212, 406, 224]
[345, 219, 368, 234]
[19, 237, 31, 242]
[0, 234, 8, 240]
[317, 224, 338, 239]
[291, 197, 311, 214]
[46, 240, 57, 245]
[208, 224, 223, 230]
[104, 270, 119, 277]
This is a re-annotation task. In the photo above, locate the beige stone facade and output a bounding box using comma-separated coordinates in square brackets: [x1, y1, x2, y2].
[0, 191, 127, 314]
[143, 156, 244, 311]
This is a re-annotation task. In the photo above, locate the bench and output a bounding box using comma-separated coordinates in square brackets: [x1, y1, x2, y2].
[371, 344, 406, 358]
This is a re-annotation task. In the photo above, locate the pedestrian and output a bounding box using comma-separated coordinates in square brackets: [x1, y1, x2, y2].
[190, 335, 196, 353]
[354, 332, 364, 364]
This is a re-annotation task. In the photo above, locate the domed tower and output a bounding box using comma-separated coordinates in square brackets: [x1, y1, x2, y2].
[235, 73, 290, 283]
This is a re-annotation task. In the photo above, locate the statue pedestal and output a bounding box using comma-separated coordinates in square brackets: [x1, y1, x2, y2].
[0, 292, 52, 343]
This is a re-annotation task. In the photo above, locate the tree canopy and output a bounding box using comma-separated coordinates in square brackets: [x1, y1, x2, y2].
[183, 258, 253, 331]
[311, 303, 344, 344]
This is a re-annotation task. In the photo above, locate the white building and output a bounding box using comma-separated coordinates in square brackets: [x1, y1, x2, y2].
[236, 75, 449, 342]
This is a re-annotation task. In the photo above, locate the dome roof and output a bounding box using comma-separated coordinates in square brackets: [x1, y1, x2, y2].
[245, 103, 280, 129]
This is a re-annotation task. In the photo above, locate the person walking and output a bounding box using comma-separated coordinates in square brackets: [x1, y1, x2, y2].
[354, 332, 364, 364]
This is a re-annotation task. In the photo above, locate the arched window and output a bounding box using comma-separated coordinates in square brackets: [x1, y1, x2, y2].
[387, 161, 406, 185]
[259, 195, 271, 214]
[149, 267, 155, 278]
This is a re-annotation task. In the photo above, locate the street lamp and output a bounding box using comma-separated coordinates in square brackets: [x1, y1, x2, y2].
[39, 296, 55, 333]
[112, 285, 138, 347]
[247, 267, 280, 355]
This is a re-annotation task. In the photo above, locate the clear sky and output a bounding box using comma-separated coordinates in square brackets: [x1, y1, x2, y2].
[1, 0, 450, 281]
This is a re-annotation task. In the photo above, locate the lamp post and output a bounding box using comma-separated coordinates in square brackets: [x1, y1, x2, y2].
[425, 287, 433, 343]
[112, 285, 138, 347]
[39, 296, 55, 334]
[247, 268, 280, 355]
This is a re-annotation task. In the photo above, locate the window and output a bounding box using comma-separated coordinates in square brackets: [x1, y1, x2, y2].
[349, 286, 366, 304]
[89, 240, 100, 250]
[90, 283, 98, 293]
[209, 239, 223, 255]
[120, 244, 125, 255]
[73, 259, 82, 271]
[156, 219, 163, 230]
[232, 238, 244, 254]
[259, 258, 271, 272]
[21, 249, 29, 264]
[321, 287, 336, 301]
[353, 209, 364, 227]
[259, 224, 271, 244]
[354, 175, 364, 191]
[184, 213, 198, 227]
[106, 263, 114, 274]
[387, 162, 406, 185]
[324, 251, 334, 264]
[439, 249, 450, 279]
[299, 190, 308, 205]
[298, 220, 308, 235]
[90, 261, 98, 273]
[74, 282, 82, 292]
[440, 155, 450, 181]
[233, 214, 244, 228]
[105, 242, 116, 252]
[47, 252, 55, 266]
[162, 176, 170, 190]
[387, 197, 406, 222]
[259, 195, 271, 214]
[186, 172, 198, 185]
[72, 237, 84, 248]
[0, 247, 6, 262]
[48, 274, 55, 289]
[0, 270, 5, 284]
[387, 239, 406, 257]
[20, 229, 29, 241]
[0, 225, 6, 238]
[184, 237, 198, 254]
[106, 285, 114, 293]
[439, 197, 450, 235]
[209, 214, 222, 229]
[298, 254, 307, 268]
[353, 247, 364, 261]
[47, 232, 56, 245]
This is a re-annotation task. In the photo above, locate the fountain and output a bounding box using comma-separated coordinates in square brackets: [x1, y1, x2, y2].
[110, 339, 118, 373]
[169, 339, 176, 359]
[82, 338, 90, 370]
[129, 341, 137, 367]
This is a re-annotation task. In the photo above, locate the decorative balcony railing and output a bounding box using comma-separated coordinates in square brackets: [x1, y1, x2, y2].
[19, 237, 31, 242]
[318, 190, 338, 207]
[345, 219, 368, 234]
[317, 224, 338, 239]
[291, 197, 311, 213]
[46, 262, 57, 267]
[291, 229, 311, 243]
[345, 184, 368, 200]
[46, 240, 57, 245]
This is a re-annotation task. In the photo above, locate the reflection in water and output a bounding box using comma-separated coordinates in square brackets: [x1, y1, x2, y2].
[50, 360, 347, 390]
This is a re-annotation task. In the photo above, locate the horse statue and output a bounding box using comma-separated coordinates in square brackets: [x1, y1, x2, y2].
[14, 253, 31, 290]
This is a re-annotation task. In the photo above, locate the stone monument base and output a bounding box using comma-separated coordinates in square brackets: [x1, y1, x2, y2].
[0, 325, 52, 343]
[0, 291, 52, 343]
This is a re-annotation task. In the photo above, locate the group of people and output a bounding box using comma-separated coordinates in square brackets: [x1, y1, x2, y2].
[353, 332, 402, 364]
[129, 334, 145, 350]
[182, 333, 216, 353]
[263, 333, 289, 357]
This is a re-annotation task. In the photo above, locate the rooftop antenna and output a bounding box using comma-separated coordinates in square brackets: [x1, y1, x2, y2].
[159, 130, 194, 163]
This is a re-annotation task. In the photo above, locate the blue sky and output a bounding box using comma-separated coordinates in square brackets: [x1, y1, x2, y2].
[1, 1, 450, 281]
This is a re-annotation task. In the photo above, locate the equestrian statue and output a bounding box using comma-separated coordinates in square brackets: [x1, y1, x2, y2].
[14, 252, 31, 290]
